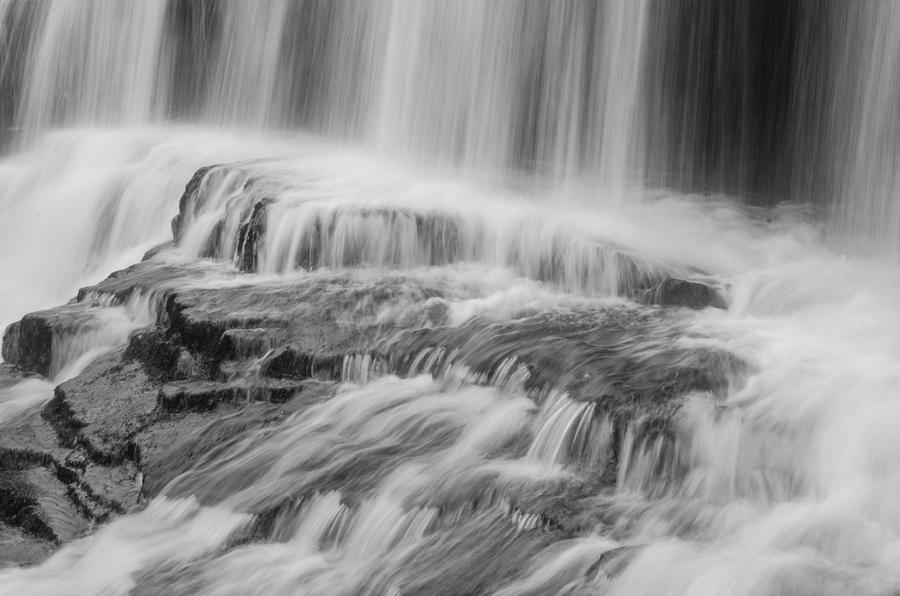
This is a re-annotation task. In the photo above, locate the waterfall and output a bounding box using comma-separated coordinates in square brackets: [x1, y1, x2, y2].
[825, 2, 900, 255]
[2, 2, 900, 595]
[4, 0, 895, 248]
[2, 0, 898, 241]
[3, 0, 651, 187]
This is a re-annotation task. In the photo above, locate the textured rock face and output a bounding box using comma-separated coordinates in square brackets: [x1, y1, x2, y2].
[0, 164, 748, 573]
[1, 314, 53, 377]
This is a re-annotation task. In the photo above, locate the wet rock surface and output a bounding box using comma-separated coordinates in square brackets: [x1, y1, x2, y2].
[0, 165, 747, 576]
[1, 304, 95, 378]
[172, 163, 684, 297]
[0, 254, 745, 565]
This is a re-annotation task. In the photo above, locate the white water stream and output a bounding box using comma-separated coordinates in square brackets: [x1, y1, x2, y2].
[1, 2, 899, 595]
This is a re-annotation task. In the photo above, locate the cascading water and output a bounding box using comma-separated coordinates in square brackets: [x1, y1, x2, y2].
[1, 1, 900, 595]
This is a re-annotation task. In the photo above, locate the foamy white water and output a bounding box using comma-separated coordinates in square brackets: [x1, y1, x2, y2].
[1, 1, 900, 595]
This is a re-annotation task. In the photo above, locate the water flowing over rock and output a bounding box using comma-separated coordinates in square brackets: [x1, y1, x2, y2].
[1, 2, 900, 595]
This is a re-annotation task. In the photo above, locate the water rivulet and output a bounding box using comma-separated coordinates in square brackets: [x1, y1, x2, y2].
[2, 2, 900, 595]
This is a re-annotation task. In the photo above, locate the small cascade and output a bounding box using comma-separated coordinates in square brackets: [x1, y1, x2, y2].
[493, 536, 623, 596]
[406, 346, 452, 378]
[340, 353, 387, 385]
[0, 129, 290, 333]
[615, 417, 682, 498]
[267, 491, 349, 547]
[47, 307, 144, 382]
[1, 302, 145, 382]
[0, 377, 53, 426]
[528, 391, 614, 472]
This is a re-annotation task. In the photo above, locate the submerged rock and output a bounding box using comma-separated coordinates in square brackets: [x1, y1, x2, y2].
[643, 277, 727, 310]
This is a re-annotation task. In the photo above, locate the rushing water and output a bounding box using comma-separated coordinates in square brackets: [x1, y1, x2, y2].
[2, 1, 900, 595]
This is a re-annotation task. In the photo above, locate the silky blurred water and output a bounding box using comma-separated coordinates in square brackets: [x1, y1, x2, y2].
[0, 2, 900, 595]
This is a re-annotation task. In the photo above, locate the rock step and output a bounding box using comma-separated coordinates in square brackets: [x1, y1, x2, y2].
[382, 307, 746, 413]
[157, 379, 308, 413]
[1, 302, 137, 379]
[258, 348, 345, 380]
[76, 258, 235, 311]
[46, 351, 158, 465]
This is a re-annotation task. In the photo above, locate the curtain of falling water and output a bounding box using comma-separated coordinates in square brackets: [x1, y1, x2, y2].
[2, 0, 652, 189]
[3, 0, 900, 249]
[824, 2, 900, 256]
[2, 0, 648, 189]
[372, 0, 649, 186]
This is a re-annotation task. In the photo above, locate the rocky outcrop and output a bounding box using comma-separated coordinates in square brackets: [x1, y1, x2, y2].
[0, 255, 746, 557]
[2, 312, 55, 377]
[0, 166, 748, 569]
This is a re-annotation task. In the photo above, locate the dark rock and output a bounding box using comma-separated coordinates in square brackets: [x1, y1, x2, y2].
[171, 164, 218, 241]
[236, 197, 273, 272]
[46, 349, 158, 464]
[0, 409, 63, 470]
[383, 306, 746, 424]
[63, 451, 87, 471]
[123, 329, 181, 381]
[0, 471, 58, 542]
[157, 378, 308, 413]
[218, 328, 278, 361]
[77, 462, 140, 515]
[258, 348, 344, 380]
[1, 302, 123, 378]
[1, 316, 50, 377]
[162, 291, 272, 359]
[0, 467, 90, 543]
[643, 278, 727, 310]
[157, 273, 446, 372]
